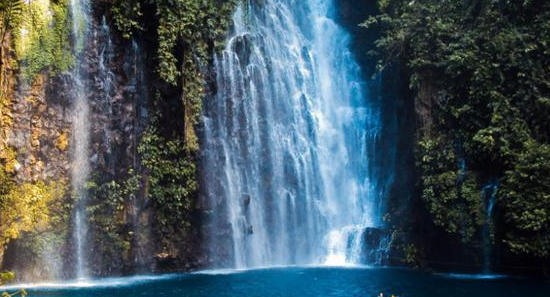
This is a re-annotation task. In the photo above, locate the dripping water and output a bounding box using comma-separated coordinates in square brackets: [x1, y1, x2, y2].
[97, 17, 116, 173]
[482, 179, 498, 274]
[128, 38, 149, 270]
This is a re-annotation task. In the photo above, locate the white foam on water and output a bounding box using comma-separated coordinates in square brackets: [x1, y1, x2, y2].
[437, 273, 507, 280]
[195, 264, 375, 276]
[194, 268, 257, 275]
[2, 274, 179, 290]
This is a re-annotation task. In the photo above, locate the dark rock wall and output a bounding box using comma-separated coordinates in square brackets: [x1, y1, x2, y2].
[0, 2, 156, 280]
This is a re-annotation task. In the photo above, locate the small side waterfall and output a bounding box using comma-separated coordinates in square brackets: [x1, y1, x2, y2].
[482, 179, 498, 274]
[203, 0, 385, 268]
[128, 38, 150, 270]
[69, 0, 91, 279]
[96, 17, 116, 174]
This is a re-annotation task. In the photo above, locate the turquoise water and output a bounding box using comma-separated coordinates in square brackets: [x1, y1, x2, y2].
[13, 267, 549, 297]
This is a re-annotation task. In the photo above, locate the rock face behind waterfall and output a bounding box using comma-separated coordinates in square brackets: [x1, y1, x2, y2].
[0, 3, 149, 279]
[2, 0, 546, 282]
[0, 74, 73, 281]
[0, 0, 236, 280]
[0, 0, 408, 280]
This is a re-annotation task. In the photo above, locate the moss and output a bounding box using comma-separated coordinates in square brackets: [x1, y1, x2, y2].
[0, 2, 20, 134]
[154, 0, 237, 85]
[0, 271, 26, 296]
[13, 0, 73, 81]
[153, 0, 235, 153]
[55, 131, 69, 151]
[138, 125, 197, 245]
[0, 178, 67, 248]
[0, 270, 15, 285]
[86, 171, 141, 272]
[0, 146, 18, 173]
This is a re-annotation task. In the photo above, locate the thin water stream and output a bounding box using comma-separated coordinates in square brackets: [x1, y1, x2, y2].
[69, 0, 91, 279]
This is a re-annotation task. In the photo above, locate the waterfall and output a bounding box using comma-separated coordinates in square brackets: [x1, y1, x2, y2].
[202, 0, 383, 268]
[129, 38, 150, 270]
[482, 179, 498, 274]
[97, 17, 116, 174]
[69, 0, 91, 279]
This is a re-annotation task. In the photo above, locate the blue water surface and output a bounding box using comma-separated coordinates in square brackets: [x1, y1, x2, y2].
[16, 267, 550, 297]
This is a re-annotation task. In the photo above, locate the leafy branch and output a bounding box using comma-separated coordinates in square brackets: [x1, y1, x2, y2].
[1, 271, 27, 297]
[0, 0, 23, 45]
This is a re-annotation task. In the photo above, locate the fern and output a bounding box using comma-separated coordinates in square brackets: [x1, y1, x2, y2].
[0, 0, 24, 44]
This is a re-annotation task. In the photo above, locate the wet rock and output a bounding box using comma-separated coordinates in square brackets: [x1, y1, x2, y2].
[90, 153, 98, 164]
[154, 252, 178, 271]
[361, 227, 391, 264]
[55, 132, 69, 151]
[231, 33, 253, 67]
[242, 194, 251, 207]
[31, 138, 40, 147]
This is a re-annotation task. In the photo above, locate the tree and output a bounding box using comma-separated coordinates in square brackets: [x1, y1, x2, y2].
[366, 0, 550, 263]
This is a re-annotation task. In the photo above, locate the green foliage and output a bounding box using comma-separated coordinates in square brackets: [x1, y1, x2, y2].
[154, 0, 236, 85]
[13, 0, 73, 80]
[0, 152, 69, 278]
[110, 0, 142, 39]
[85, 119, 202, 263]
[0, 0, 23, 43]
[87, 170, 141, 269]
[0, 175, 67, 247]
[0, 271, 14, 286]
[418, 135, 484, 242]
[0, 159, 15, 195]
[402, 243, 419, 267]
[370, 0, 550, 259]
[501, 141, 550, 258]
[181, 54, 205, 151]
[152, 0, 235, 152]
[1, 270, 27, 297]
[1, 145, 69, 252]
[138, 125, 197, 240]
[1, 289, 27, 297]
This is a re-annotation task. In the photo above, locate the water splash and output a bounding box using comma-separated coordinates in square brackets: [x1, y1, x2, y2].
[324, 226, 364, 266]
[202, 0, 384, 268]
[69, 0, 91, 279]
[2, 274, 180, 290]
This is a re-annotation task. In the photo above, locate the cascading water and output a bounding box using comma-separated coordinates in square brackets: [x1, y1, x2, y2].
[97, 17, 116, 174]
[481, 179, 498, 274]
[202, 0, 384, 268]
[69, 0, 91, 279]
